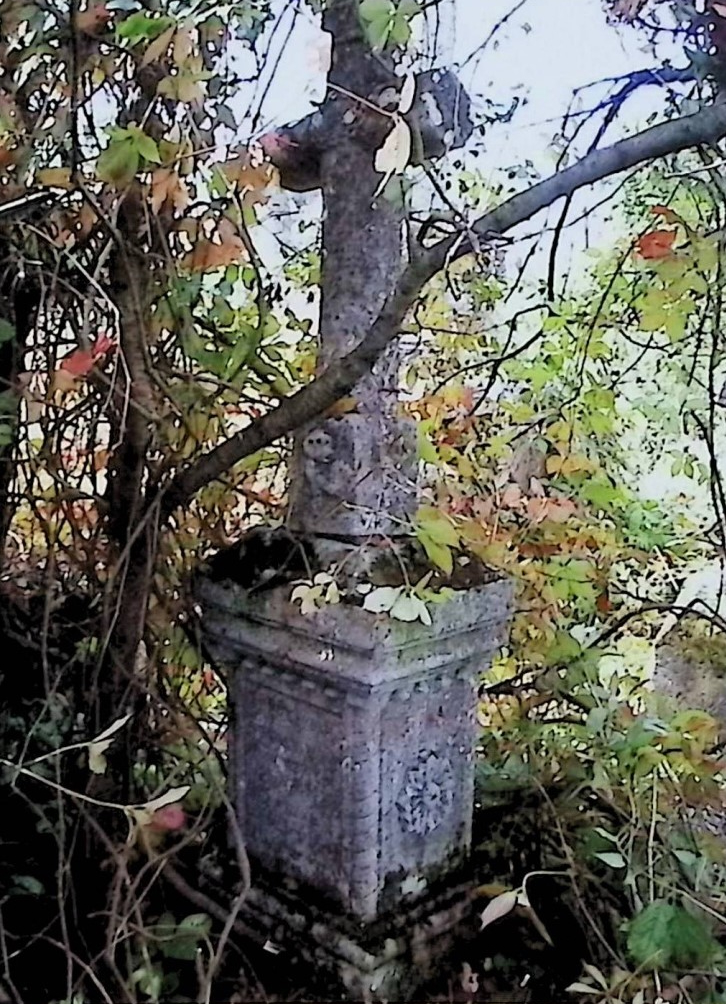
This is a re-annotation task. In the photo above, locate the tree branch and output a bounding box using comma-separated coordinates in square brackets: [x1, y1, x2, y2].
[159, 101, 726, 518]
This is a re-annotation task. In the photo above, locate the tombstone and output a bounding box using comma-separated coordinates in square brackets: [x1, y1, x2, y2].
[196, 13, 513, 996]
[198, 567, 512, 999]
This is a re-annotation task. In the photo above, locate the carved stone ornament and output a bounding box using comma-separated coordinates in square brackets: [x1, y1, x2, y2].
[396, 750, 455, 836]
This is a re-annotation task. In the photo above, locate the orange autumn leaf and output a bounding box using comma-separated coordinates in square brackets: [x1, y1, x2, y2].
[0, 144, 17, 169]
[650, 204, 682, 225]
[51, 203, 98, 249]
[500, 483, 523, 509]
[221, 150, 279, 206]
[524, 495, 577, 524]
[150, 167, 189, 215]
[635, 229, 676, 260]
[181, 221, 247, 272]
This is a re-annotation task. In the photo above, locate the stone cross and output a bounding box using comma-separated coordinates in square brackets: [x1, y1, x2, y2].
[196, 9, 513, 999]
[261, 0, 473, 539]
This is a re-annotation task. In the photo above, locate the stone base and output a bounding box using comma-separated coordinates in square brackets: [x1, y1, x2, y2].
[238, 870, 477, 1001]
[198, 573, 512, 998]
[199, 577, 512, 921]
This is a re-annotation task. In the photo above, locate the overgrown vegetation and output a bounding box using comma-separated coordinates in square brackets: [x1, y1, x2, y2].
[4, 0, 726, 1001]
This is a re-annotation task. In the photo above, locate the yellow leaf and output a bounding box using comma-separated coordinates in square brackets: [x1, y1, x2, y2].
[546, 455, 565, 476]
[324, 396, 358, 417]
[561, 454, 595, 475]
[475, 883, 512, 898]
[172, 27, 195, 65]
[545, 453, 594, 477]
[36, 167, 73, 189]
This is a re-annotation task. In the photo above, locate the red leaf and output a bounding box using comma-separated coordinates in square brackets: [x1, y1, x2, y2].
[259, 131, 298, 159]
[148, 804, 186, 832]
[92, 332, 116, 359]
[596, 591, 612, 613]
[635, 229, 676, 260]
[60, 348, 95, 377]
[59, 334, 116, 379]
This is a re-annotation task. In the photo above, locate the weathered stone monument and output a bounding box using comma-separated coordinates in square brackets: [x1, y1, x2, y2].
[200, 571, 512, 997]
[197, 1, 513, 997]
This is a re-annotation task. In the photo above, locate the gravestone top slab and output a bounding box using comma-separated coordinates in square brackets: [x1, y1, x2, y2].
[199, 575, 513, 690]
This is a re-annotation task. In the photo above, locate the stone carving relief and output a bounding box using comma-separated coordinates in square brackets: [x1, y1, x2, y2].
[396, 750, 455, 836]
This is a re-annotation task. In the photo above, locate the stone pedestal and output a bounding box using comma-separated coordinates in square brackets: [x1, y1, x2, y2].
[198, 575, 512, 999]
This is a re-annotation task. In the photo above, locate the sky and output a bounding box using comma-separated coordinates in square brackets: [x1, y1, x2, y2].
[233, 0, 681, 278]
[247, 0, 675, 174]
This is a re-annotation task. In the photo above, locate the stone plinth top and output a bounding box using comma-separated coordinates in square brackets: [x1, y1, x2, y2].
[198, 576, 513, 693]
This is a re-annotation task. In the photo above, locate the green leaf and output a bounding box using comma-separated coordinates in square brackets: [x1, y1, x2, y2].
[416, 507, 459, 575]
[128, 126, 161, 164]
[594, 851, 626, 869]
[359, 0, 391, 19]
[419, 534, 453, 575]
[388, 11, 412, 45]
[178, 913, 212, 937]
[390, 592, 431, 625]
[639, 302, 668, 332]
[359, 0, 393, 47]
[12, 874, 44, 895]
[417, 423, 439, 464]
[580, 475, 623, 512]
[627, 900, 720, 970]
[117, 11, 174, 42]
[586, 707, 607, 734]
[416, 507, 459, 547]
[527, 362, 553, 392]
[0, 319, 15, 344]
[96, 138, 139, 187]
